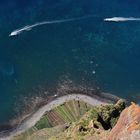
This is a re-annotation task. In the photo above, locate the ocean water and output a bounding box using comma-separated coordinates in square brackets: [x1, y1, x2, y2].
[0, 0, 140, 125]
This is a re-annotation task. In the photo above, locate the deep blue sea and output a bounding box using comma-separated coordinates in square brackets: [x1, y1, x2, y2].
[0, 0, 140, 125]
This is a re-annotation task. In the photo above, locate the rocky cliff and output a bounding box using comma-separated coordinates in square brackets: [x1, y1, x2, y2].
[12, 99, 140, 140]
[108, 102, 140, 140]
[48, 99, 125, 140]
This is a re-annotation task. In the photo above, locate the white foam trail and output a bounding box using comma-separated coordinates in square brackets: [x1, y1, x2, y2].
[104, 17, 140, 22]
[9, 15, 95, 36]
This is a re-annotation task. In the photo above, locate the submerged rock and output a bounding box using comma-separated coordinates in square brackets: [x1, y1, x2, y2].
[0, 61, 15, 77]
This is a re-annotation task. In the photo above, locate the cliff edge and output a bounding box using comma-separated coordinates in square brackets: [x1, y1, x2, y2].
[12, 99, 140, 140]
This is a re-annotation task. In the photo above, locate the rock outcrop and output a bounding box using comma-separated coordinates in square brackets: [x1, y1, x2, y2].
[108, 102, 140, 140]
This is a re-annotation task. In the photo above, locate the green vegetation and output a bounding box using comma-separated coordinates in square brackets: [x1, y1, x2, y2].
[13, 100, 92, 140]
[48, 99, 125, 140]
[12, 99, 125, 140]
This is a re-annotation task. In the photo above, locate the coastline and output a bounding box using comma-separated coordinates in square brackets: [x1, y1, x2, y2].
[0, 88, 123, 140]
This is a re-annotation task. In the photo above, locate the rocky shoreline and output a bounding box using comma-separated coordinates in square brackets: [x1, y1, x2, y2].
[0, 88, 122, 140]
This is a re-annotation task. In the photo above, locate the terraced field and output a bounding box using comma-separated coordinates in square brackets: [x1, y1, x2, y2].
[13, 100, 93, 140]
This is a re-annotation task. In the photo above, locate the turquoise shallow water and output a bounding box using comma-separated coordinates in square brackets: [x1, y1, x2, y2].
[0, 0, 140, 125]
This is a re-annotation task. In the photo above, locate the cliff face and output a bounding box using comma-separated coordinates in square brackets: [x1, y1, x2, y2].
[48, 100, 140, 140]
[48, 99, 125, 140]
[12, 100, 140, 140]
[108, 102, 140, 140]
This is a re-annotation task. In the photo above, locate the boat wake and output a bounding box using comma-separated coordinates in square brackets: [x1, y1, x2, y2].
[9, 15, 95, 36]
[104, 17, 140, 22]
[10, 16, 140, 37]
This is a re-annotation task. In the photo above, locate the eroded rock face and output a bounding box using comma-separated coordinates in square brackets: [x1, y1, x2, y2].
[108, 102, 140, 140]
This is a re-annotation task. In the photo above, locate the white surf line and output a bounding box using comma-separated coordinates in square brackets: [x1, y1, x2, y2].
[104, 17, 140, 22]
[9, 15, 95, 36]
[2, 94, 107, 140]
